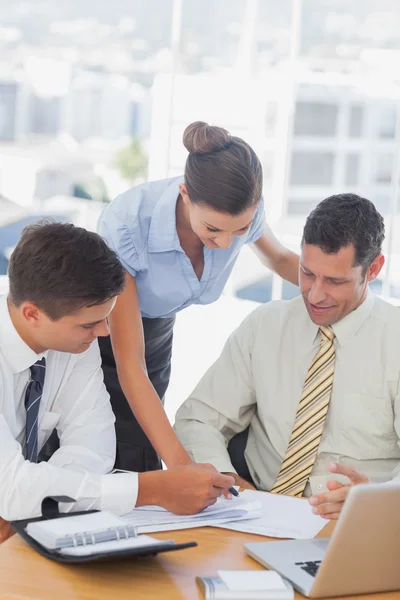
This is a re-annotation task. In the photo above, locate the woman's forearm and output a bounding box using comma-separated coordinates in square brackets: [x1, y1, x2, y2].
[271, 249, 299, 286]
[108, 272, 191, 468]
[252, 231, 299, 286]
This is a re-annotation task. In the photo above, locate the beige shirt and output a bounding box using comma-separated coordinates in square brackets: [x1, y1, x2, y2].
[174, 292, 400, 496]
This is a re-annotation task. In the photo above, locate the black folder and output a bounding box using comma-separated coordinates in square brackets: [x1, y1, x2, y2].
[11, 496, 197, 564]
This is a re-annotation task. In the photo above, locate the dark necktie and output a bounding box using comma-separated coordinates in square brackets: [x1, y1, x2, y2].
[25, 357, 46, 462]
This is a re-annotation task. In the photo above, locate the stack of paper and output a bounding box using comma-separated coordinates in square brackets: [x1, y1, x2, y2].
[121, 495, 262, 533]
[122, 490, 326, 539]
[197, 570, 294, 600]
[214, 490, 326, 539]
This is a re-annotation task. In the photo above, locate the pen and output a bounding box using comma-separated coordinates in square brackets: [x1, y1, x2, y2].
[228, 486, 239, 497]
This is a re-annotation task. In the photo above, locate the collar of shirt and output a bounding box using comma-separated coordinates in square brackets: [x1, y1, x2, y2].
[147, 176, 184, 253]
[300, 288, 375, 351]
[332, 289, 375, 346]
[0, 295, 47, 374]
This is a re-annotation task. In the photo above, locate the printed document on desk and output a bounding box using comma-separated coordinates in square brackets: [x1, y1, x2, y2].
[121, 495, 262, 533]
[213, 490, 326, 539]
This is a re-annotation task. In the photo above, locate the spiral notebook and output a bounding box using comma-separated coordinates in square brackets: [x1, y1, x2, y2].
[26, 510, 165, 556]
[12, 496, 197, 564]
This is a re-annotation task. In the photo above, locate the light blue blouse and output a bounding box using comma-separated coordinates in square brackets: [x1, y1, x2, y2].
[98, 176, 265, 318]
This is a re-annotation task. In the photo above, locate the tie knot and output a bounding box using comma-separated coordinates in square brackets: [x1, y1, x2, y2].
[319, 326, 335, 342]
[30, 357, 46, 385]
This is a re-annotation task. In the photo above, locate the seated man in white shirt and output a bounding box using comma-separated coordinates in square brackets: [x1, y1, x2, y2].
[0, 221, 233, 542]
[175, 193, 400, 519]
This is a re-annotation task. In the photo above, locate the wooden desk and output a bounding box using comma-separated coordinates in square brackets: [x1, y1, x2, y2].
[0, 523, 398, 600]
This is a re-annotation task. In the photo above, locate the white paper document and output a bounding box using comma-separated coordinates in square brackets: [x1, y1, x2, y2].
[121, 495, 262, 533]
[214, 490, 326, 539]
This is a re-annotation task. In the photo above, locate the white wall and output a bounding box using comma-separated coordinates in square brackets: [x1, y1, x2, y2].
[0, 276, 8, 294]
[165, 295, 258, 422]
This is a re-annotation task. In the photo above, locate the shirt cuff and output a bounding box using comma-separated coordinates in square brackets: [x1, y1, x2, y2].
[308, 474, 350, 496]
[100, 472, 138, 515]
[191, 452, 236, 476]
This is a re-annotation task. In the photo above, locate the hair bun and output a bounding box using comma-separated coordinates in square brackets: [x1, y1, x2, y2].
[182, 121, 231, 154]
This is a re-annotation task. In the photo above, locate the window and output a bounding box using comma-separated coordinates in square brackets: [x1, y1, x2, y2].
[290, 152, 335, 186]
[2, 0, 400, 311]
[265, 102, 277, 137]
[378, 105, 396, 139]
[348, 104, 364, 138]
[29, 96, 62, 135]
[0, 83, 17, 141]
[294, 101, 338, 137]
[345, 154, 360, 186]
[263, 151, 274, 184]
[375, 153, 393, 184]
[287, 199, 319, 216]
[372, 196, 390, 215]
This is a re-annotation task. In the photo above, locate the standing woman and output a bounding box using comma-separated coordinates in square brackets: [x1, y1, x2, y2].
[98, 121, 299, 472]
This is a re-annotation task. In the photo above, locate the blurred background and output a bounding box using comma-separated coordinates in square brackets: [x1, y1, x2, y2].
[0, 0, 399, 413]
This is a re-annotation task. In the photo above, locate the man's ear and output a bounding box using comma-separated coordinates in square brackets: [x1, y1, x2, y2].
[21, 302, 42, 327]
[366, 254, 385, 283]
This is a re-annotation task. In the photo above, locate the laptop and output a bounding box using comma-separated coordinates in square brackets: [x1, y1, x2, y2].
[244, 482, 400, 598]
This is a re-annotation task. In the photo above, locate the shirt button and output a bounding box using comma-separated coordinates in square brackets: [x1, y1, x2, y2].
[317, 484, 323, 490]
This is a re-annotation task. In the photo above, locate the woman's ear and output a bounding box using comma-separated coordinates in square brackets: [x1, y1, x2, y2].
[179, 184, 190, 204]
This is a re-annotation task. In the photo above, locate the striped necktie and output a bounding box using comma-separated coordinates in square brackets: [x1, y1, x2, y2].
[270, 326, 335, 497]
[25, 357, 46, 463]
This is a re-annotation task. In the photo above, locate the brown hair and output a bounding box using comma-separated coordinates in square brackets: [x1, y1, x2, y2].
[183, 121, 263, 215]
[8, 220, 126, 320]
[302, 193, 385, 277]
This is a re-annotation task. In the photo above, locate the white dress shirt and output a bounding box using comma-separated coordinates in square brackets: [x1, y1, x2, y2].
[0, 295, 138, 520]
[175, 291, 400, 496]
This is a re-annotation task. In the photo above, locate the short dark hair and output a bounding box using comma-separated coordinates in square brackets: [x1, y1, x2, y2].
[183, 121, 263, 215]
[302, 193, 385, 274]
[8, 220, 125, 319]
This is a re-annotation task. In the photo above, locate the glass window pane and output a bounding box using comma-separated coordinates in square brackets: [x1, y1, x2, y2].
[375, 153, 393, 183]
[294, 101, 338, 137]
[372, 195, 390, 215]
[345, 154, 360, 186]
[287, 199, 319, 215]
[0, 83, 17, 141]
[265, 102, 277, 137]
[263, 151, 274, 184]
[378, 105, 396, 139]
[290, 152, 335, 185]
[349, 104, 364, 138]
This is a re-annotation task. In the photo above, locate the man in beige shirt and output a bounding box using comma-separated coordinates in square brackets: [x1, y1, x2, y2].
[175, 193, 400, 519]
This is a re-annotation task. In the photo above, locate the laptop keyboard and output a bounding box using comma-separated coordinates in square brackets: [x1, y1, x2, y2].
[295, 560, 322, 577]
